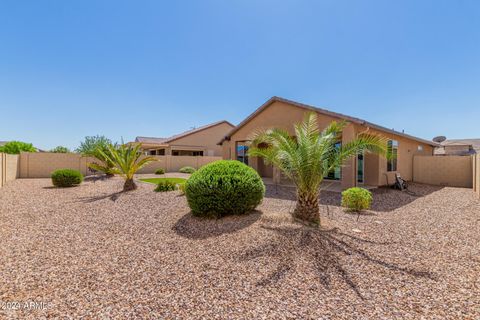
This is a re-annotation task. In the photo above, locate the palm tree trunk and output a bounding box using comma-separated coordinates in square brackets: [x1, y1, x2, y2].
[123, 178, 137, 191]
[294, 191, 320, 224]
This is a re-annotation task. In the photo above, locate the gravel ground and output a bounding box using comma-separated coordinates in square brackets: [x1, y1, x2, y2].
[0, 178, 479, 319]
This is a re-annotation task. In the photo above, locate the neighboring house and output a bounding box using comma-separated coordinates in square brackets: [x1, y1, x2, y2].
[434, 139, 480, 156]
[219, 96, 438, 188]
[135, 120, 234, 157]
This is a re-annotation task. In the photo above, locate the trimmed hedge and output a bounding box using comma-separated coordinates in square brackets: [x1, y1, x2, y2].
[185, 160, 265, 218]
[179, 166, 196, 174]
[341, 187, 372, 212]
[155, 168, 165, 175]
[51, 169, 83, 187]
[154, 180, 177, 192]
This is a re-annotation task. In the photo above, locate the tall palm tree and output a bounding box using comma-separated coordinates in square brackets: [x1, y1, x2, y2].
[248, 112, 388, 224]
[98, 143, 157, 191]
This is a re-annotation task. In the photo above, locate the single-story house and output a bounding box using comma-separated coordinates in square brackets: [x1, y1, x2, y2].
[135, 120, 234, 157]
[219, 96, 438, 188]
[434, 139, 480, 156]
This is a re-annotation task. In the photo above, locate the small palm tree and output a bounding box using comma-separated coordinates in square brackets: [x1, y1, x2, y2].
[248, 112, 388, 225]
[87, 145, 117, 177]
[98, 143, 157, 191]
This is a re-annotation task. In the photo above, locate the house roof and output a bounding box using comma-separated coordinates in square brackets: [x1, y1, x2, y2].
[135, 120, 234, 147]
[219, 96, 439, 147]
[440, 139, 480, 150]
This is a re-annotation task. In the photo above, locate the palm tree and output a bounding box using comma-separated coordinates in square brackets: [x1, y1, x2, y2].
[87, 145, 117, 177]
[98, 143, 157, 191]
[248, 112, 388, 224]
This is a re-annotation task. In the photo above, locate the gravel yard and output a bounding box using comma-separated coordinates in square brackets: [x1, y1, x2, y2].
[0, 178, 479, 319]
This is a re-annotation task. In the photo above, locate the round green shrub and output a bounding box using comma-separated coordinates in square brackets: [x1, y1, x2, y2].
[185, 160, 265, 218]
[154, 180, 177, 192]
[341, 187, 372, 212]
[179, 166, 196, 174]
[155, 168, 165, 175]
[51, 169, 84, 187]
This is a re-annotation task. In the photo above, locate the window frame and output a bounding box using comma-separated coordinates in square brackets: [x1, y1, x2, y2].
[387, 140, 398, 172]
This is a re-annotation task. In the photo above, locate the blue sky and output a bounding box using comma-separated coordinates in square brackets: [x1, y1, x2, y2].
[0, 0, 479, 150]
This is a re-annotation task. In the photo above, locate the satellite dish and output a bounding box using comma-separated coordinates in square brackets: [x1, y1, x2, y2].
[433, 136, 447, 143]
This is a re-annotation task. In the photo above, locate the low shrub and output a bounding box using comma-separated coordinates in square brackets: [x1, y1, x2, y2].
[185, 160, 265, 218]
[179, 166, 196, 174]
[154, 180, 177, 192]
[341, 187, 372, 212]
[51, 169, 84, 187]
[178, 183, 186, 195]
[155, 168, 165, 175]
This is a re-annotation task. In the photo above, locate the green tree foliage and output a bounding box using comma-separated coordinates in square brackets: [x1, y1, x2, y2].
[0, 141, 36, 154]
[50, 146, 70, 153]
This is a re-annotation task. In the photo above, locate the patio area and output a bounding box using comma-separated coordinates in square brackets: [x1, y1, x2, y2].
[0, 177, 479, 318]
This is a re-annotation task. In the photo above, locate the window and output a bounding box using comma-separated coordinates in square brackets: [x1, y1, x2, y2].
[387, 140, 398, 171]
[417, 145, 423, 152]
[325, 142, 341, 180]
[236, 142, 249, 165]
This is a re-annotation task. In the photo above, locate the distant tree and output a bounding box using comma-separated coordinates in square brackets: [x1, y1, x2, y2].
[75, 135, 112, 156]
[77, 135, 117, 177]
[0, 141, 36, 154]
[50, 146, 70, 153]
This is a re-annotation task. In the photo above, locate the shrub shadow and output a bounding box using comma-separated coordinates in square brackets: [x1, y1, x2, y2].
[237, 225, 435, 299]
[173, 211, 262, 240]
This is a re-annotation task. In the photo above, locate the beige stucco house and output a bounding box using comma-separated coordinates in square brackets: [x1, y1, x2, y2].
[219, 97, 438, 188]
[135, 120, 234, 157]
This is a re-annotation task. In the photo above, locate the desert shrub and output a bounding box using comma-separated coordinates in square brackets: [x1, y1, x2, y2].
[179, 166, 196, 174]
[185, 160, 265, 218]
[341, 187, 372, 212]
[50, 146, 70, 153]
[155, 168, 165, 175]
[51, 169, 84, 187]
[178, 183, 186, 195]
[0, 141, 36, 154]
[154, 180, 177, 192]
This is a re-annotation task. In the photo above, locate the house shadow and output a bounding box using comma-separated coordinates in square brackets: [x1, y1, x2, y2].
[173, 211, 262, 240]
[236, 224, 436, 299]
[264, 184, 445, 212]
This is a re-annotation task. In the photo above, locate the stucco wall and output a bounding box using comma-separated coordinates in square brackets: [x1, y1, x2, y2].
[223, 100, 434, 187]
[474, 154, 480, 197]
[17, 152, 221, 178]
[167, 122, 233, 156]
[137, 155, 222, 173]
[413, 155, 473, 188]
[0, 153, 19, 187]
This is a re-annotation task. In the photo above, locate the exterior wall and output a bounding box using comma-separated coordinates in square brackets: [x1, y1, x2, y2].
[435, 145, 471, 156]
[0, 153, 19, 187]
[223, 100, 434, 187]
[167, 122, 233, 157]
[16, 152, 221, 178]
[473, 154, 480, 197]
[413, 155, 473, 188]
[369, 128, 434, 186]
[19, 152, 95, 178]
[137, 155, 221, 173]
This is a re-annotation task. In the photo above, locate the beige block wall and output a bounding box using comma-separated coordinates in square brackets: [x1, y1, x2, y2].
[0, 153, 20, 187]
[474, 154, 480, 197]
[413, 155, 473, 188]
[137, 155, 222, 173]
[19, 152, 95, 178]
[167, 122, 233, 156]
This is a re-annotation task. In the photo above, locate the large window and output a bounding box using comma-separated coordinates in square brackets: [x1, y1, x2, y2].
[325, 142, 341, 180]
[236, 142, 249, 165]
[387, 140, 398, 172]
